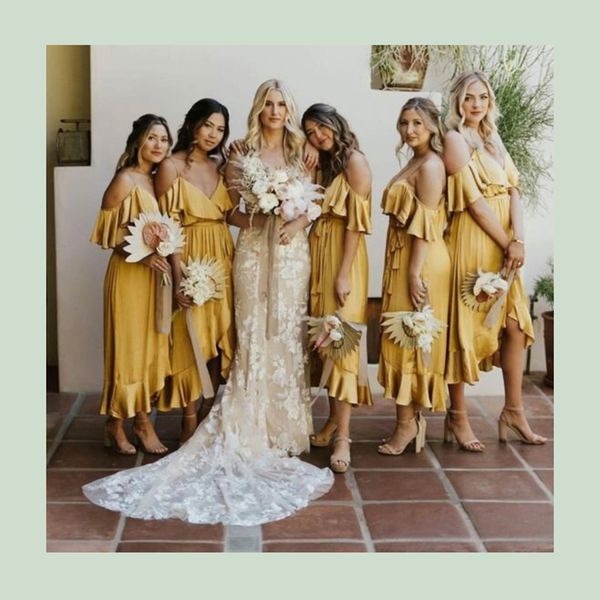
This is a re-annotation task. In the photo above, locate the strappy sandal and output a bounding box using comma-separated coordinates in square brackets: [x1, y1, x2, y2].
[330, 436, 352, 473]
[310, 419, 338, 447]
[443, 409, 485, 452]
[378, 414, 426, 455]
[498, 407, 547, 444]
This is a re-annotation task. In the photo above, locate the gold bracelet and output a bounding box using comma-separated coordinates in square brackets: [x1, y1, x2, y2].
[511, 238, 525, 245]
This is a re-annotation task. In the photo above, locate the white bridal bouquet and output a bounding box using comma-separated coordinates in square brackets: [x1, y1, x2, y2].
[382, 305, 446, 354]
[235, 154, 323, 222]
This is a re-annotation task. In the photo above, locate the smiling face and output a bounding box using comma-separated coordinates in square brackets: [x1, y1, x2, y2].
[461, 79, 490, 126]
[139, 124, 170, 164]
[259, 89, 288, 131]
[194, 112, 226, 152]
[303, 118, 336, 153]
[398, 108, 431, 151]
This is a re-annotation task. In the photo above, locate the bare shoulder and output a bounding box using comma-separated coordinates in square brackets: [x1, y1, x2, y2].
[415, 154, 445, 209]
[344, 150, 372, 195]
[101, 170, 135, 209]
[154, 157, 179, 198]
[443, 130, 472, 174]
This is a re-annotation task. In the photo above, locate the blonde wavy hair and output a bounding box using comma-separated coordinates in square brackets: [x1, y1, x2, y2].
[243, 79, 306, 171]
[395, 97, 444, 164]
[446, 71, 502, 153]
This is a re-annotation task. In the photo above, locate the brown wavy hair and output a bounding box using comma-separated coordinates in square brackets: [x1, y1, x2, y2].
[301, 103, 360, 188]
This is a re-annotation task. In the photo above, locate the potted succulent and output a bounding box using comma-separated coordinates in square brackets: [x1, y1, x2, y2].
[534, 261, 554, 387]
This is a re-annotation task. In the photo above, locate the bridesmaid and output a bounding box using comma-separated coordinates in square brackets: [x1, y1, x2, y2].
[377, 98, 450, 455]
[443, 71, 546, 450]
[155, 99, 235, 445]
[90, 114, 172, 454]
[302, 103, 372, 473]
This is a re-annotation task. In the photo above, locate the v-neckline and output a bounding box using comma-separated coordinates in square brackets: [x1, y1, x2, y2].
[179, 176, 221, 201]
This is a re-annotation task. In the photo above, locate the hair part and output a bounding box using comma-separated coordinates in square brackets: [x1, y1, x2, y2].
[244, 79, 305, 171]
[395, 97, 444, 164]
[172, 98, 230, 168]
[302, 103, 360, 188]
[115, 114, 173, 173]
[446, 70, 502, 153]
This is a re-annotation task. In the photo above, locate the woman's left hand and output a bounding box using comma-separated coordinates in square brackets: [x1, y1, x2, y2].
[303, 142, 319, 170]
[279, 220, 303, 245]
[504, 240, 525, 271]
[335, 273, 352, 307]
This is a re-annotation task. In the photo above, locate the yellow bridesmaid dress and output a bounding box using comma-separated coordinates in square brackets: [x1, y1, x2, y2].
[90, 186, 171, 418]
[159, 175, 235, 409]
[377, 179, 450, 411]
[445, 148, 534, 384]
[309, 172, 372, 406]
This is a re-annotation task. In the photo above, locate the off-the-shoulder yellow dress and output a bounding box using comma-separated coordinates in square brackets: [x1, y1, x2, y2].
[159, 175, 235, 410]
[377, 179, 450, 411]
[308, 172, 372, 406]
[90, 186, 171, 419]
[445, 148, 534, 384]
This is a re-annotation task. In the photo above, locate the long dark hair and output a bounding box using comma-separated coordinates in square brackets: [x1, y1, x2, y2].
[115, 114, 172, 172]
[301, 103, 360, 187]
[172, 98, 230, 166]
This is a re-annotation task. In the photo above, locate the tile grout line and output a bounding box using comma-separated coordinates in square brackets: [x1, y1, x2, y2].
[345, 470, 376, 552]
[424, 445, 487, 552]
[47, 393, 86, 467]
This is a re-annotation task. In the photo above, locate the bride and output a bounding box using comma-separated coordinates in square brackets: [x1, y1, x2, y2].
[82, 80, 333, 526]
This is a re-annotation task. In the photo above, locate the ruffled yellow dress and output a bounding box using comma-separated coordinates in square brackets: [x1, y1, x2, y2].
[377, 180, 450, 411]
[159, 176, 235, 409]
[445, 148, 534, 384]
[90, 186, 171, 419]
[308, 172, 372, 406]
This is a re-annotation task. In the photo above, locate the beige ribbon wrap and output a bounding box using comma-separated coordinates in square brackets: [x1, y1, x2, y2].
[155, 266, 172, 335]
[483, 269, 516, 329]
[258, 214, 281, 339]
[184, 307, 215, 399]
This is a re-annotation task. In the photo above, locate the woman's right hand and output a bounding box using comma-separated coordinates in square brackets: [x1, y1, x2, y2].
[229, 139, 248, 156]
[409, 275, 427, 309]
[174, 289, 193, 310]
[141, 254, 170, 274]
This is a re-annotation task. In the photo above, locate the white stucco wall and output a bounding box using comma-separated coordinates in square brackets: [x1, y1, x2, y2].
[54, 45, 553, 392]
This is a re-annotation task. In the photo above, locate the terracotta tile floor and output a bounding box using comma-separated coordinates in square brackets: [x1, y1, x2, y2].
[46, 374, 553, 552]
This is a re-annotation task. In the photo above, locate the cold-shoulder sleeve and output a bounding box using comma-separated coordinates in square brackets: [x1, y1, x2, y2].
[90, 193, 148, 248]
[346, 187, 372, 233]
[446, 160, 485, 213]
[382, 183, 440, 241]
[158, 179, 183, 222]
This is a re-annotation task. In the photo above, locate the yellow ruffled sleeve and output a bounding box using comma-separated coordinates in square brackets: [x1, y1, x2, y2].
[447, 161, 484, 213]
[382, 183, 440, 241]
[345, 187, 372, 233]
[90, 191, 151, 249]
[158, 179, 183, 223]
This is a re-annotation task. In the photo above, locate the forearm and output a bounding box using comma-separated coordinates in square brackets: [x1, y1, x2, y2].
[508, 188, 524, 240]
[467, 199, 511, 250]
[227, 208, 253, 230]
[408, 238, 429, 279]
[170, 252, 183, 285]
[338, 230, 361, 277]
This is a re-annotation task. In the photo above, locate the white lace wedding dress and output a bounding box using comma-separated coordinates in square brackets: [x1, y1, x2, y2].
[83, 220, 333, 526]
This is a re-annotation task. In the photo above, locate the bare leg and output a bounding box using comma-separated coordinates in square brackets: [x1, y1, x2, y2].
[378, 404, 419, 455]
[133, 411, 168, 454]
[310, 396, 338, 447]
[180, 398, 198, 445]
[446, 382, 485, 451]
[197, 355, 222, 424]
[104, 416, 136, 455]
[330, 400, 352, 473]
[499, 318, 547, 444]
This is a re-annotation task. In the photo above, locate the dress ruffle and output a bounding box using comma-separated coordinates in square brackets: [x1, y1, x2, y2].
[320, 173, 372, 233]
[90, 187, 157, 248]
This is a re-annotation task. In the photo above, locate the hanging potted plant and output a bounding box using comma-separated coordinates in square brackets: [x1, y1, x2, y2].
[534, 260, 554, 387]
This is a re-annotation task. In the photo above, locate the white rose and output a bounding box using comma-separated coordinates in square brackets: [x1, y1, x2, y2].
[258, 193, 279, 213]
[329, 329, 343, 342]
[252, 179, 269, 195]
[273, 170, 289, 184]
[280, 200, 298, 221]
[325, 315, 341, 328]
[307, 202, 322, 222]
[156, 241, 175, 257]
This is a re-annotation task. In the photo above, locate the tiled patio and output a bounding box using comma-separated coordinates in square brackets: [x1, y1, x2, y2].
[46, 374, 553, 552]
